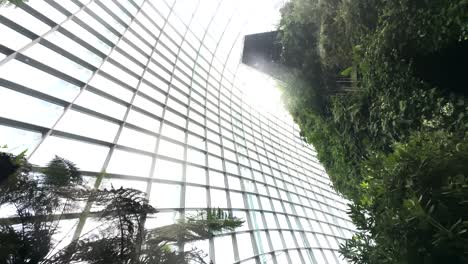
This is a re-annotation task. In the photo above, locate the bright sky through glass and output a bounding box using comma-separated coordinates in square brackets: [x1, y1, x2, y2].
[232, 0, 289, 119]
[236, 65, 286, 116]
[0, 0, 354, 263]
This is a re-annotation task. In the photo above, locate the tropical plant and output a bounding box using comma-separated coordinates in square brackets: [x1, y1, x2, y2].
[278, 0, 468, 263]
[0, 152, 243, 264]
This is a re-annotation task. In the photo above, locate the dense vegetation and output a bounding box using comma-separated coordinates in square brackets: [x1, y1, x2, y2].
[277, 0, 468, 263]
[0, 151, 243, 264]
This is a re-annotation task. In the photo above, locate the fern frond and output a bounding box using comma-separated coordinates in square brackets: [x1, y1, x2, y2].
[42, 156, 82, 187]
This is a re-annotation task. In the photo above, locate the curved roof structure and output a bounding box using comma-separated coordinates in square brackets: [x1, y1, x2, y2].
[0, 0, 354, 263]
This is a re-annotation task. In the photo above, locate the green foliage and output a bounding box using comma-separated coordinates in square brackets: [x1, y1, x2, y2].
[341, 131, 468, 263]
[278, 0, 468, 262]
[0, 154, 88, 264]
[0, 0, 27, 7]
[339, 67, 353, 77]
[42, 156, 83, 187]
[189, 207, 244, 234]
[0, 151, 22, 184]
[0, 152, 244, 264]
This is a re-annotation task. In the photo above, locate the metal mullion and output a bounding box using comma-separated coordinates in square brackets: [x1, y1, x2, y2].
[160, 24, 183, 47]
[0, 116, 48, 135]
[145, 62, 172, 82]
[232, 60, 277, 263]
[123, 122, 161, 137]
[1, 1, 354, 261]
[121, 33, 153, 57]
[122, 0, 140, 12]
[201, 10, 268, 263]
[177, 0, 225, 261]
[164, 15, 185, 41]
[0, 1, 93, 67]
[0, 44, 14, 57]
[19, 2, 57, 27]
[51, 130, 113, 147]
[0, 78, 69, 107]
[43, 0, 72, 17]
[67, 0, 149, 241]
[124, 24, 154, 50]
[283, 201, 306, 264]
[140, 77, 169, 95]
[14, 53, 84, 88]
[129, 15, 160, 45]
[137, 8, 163, 33]
[0, 15, 39, 39]
[258, 126, 297, 264]
[156, 33, 179, 58]
[149, 2, 204, 252]
[112, 45, 147, 68]
[192, 67, 209, 83]
[81, 1, 122, 38]
[137, 0, 179, 248]
[95, 0, 129, 29]
[103, 56, 142, 80]
[132, 90, 166, 109]
[142, 74, 170, 93]
[97, 70, 137, 93]
[233, 150, 347, 210]
[85, 86, 131, 107]
[176, 50, 197, 72]
[165, 88, 190, 108]
[235, 100, 271, 264]
[71, 105, 122, 125]
[215, 21, 264, 261]
[38, 39, 98, 71]
[150, 51, 174, 73]
[114, 144, 155, 158]
[69, 10, 115, 48]
[169, 80, 190, 97]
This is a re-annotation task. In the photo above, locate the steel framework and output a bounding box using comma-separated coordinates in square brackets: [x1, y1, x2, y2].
[0, 1, 354, 263]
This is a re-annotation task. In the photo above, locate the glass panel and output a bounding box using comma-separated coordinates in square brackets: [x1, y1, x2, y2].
[126, 109, 161, 132]
[29, 136, 109, 171]
[214, 235, 235, 264]
[23, 44, 93, 82]
[187, 147, 205, 165]
[145, 211, 179, 228]
[158, 139, 184, 160]
[250, 211, 264, 230]
[153, 158, 183, 181]
[209, 170, 225, 188]
[107, 149, 152, 177]
[264, 213, 277, 229]
[237, 233, 254, 261]
[0, 87, 63, 127]
[0, 125, 41, 156]
[276, 253, 289, 264]
[0, 23, 31, 50]
[100, 177, 147, 192]
[255, 231, 271, 254]
[230, 191, 244, 209]
[56, 110, 119, 142]
[150, 183, 181, 208]
[186, 165, 206, 185]
[118, 127, 157, 152]
[185, 186, 206, 208]
[210, 188, 227, 208]
[161, 123, 185, 142]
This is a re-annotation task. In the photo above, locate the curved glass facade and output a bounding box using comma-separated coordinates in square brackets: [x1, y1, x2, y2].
[0, 0, 354, 263]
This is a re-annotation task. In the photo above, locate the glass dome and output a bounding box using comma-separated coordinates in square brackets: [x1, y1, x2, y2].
[0, 0, 354, 263]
